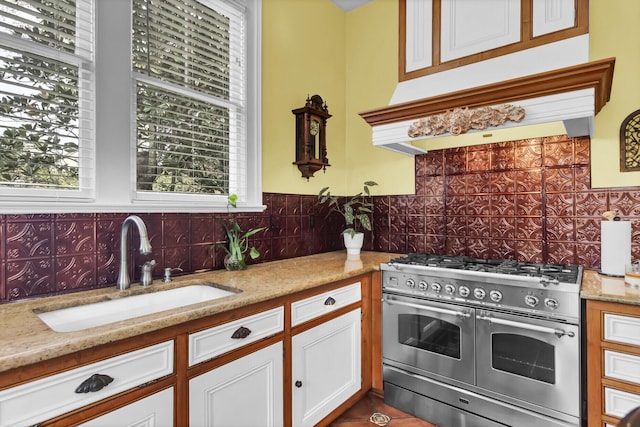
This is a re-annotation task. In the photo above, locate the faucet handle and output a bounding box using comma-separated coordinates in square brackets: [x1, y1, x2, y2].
[162, 267, 183, 283]
[140, 260, 156, 286]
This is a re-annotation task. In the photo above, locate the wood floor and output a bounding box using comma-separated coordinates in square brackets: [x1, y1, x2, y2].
[328, 392, 438, 427]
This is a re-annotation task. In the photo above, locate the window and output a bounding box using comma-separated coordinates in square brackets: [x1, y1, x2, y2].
[0, 0, 94, 200]
[0, 0, 261, 213]
[132, 0, 250, 204]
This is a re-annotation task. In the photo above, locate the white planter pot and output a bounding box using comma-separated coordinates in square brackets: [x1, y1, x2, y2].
[343, 232, 364, 255]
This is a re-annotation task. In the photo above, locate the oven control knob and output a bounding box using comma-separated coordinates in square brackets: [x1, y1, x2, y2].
[406, 278, 416, 288]
[489, 290, 503, 302]
[544, 298, 559, 310]
[525, 294, 539, 307]
[473, 288, 486, 300]
[418, 280, 428, 291]
[459, 286, 470, 297]
[444, 284, 455, 295]
[431, 282, 442, 293]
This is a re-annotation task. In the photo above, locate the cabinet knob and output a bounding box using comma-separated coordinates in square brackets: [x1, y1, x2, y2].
[231, 326, 252, 339]
[324, 296, 336, 306]
[295, 380, 302, 388]
[75, 373, 114, 393]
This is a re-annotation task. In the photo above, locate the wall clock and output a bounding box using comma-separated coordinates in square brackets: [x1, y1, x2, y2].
[292, 95, 331, 179]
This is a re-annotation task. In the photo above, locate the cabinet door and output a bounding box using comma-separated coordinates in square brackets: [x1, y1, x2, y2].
[292, 309, 361, 427]
[78, 387, 173, 427]
[189, 342, 283, 427]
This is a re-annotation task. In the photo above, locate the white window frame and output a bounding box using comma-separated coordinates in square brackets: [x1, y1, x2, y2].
[0, 0, 263, 214]
[0, 0, 96, 206]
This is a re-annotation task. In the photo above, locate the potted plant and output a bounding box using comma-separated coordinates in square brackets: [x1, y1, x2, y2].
[317, 181, 378, 254]
[215, 194, 266, 270]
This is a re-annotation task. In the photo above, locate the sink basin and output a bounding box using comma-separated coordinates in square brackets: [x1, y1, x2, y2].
[36, 284, 237, 333]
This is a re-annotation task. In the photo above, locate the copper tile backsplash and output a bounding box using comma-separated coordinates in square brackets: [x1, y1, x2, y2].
[1, 135, 639, 302]
[375, 135, 640, 268]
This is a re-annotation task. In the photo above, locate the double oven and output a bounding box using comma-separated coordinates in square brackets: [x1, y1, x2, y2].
[381, 254, 583, 427]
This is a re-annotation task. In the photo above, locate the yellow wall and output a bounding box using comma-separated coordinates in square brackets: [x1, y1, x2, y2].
[261, 0, 347, 195]
[589, 0, 640, 188]
[262, 0, 640, 195]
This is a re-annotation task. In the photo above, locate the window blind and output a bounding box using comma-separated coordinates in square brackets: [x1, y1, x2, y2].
[132, 0, 246, 198]
[0, 0, 95, 198]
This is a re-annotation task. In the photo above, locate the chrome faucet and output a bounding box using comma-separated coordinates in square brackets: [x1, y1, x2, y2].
[117, 215, 152, 290]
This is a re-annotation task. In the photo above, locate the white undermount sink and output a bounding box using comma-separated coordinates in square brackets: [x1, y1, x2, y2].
[36, 284, 238, 333]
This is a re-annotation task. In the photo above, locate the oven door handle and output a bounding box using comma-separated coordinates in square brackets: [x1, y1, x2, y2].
[476, 314, 575, 338]
[384, 298, 472, 318]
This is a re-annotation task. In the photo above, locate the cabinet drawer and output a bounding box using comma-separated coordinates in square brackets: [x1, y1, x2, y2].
[604, 350, 640, 385]
[0, 340, 174, 427]
[604, 387, 640, 418]
[604, 313, 640, 346]
[189, 306, 284, 366]
[291, 282, 361, 326]
[78, 387, 173, 427]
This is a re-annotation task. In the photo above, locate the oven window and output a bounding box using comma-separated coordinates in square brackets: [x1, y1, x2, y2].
[491, 334, 555, 384]
[398, 314, 461, 359]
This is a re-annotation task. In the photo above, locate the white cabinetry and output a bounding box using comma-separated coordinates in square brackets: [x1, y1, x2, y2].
[292, 308, 362, 427]
[190, 342, 283, 427]
[188, 306, 285, 426]
[0, 340, 174, 426]
[587, 300, 640, 426]
[78, 387, 174, 427]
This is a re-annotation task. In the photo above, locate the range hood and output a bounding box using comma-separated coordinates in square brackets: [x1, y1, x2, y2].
[359, 57, 615, 156]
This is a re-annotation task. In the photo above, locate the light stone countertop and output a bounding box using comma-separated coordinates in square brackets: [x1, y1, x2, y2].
[0, 251, 398, 374]
[580, 269, 640, 306]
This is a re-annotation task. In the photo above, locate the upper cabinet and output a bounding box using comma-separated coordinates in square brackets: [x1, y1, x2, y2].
[401, 0, 588, 81]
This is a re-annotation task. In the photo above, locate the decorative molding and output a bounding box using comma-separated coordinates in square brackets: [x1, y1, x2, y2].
[408, 104, 525, 137]
[360, 57, 615, 127]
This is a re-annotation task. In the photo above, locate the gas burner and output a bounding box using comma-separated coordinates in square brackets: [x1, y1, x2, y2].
[389, 253, 581, 284]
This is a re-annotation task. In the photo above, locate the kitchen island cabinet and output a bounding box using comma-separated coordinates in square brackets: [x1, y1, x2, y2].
[0, 251, 393, 426]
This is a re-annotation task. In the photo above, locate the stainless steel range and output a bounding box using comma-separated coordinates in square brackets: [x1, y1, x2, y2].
[381, 254, 583, 427]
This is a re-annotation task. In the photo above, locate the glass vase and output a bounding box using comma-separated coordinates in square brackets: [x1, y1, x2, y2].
[224, 253, 246, 271]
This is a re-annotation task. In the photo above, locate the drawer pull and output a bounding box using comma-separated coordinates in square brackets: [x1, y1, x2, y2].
[75, 373, 114, 393]
[295, 380, 303, 388]
[231, 326, 252, 339]
[324, 296, 336, 306]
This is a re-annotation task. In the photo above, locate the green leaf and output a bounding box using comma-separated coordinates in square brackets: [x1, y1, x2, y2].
[249, 247, 260, 259]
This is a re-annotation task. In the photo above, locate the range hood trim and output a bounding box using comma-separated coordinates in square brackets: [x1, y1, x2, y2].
[359, 57, 615, 127]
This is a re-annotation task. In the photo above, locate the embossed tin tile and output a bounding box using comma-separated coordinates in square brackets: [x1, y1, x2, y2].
[607, 190, 640, 217]
[489, 171, 516, 194]
[6, 220, 53, 260]
[6, 258, 55, 300]
[162, 214, 191, 247]
[55, 255, 96, 291]
[515, 193, 543, 217]
[546, 217, 576, 241]
[491, 146, 515, 171]
[545, 193, 574, 217]
[544, 167, 575, 193]
[466, 172, 491, 195]
[544, 139, 575, 166]
[515, 140, 542, 169]
[575, 192, 607, 217]
[422, 176, 445, 197]
[445, 147, 466, 175]
[515, 240, 543, 263]
[515, 169, 542, 193]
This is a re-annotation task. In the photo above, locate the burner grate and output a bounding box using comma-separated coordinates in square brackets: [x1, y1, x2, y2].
[390, 253, 580, 284]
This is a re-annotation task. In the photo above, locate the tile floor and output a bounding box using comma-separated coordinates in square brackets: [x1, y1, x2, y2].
[328, 392, 438, 427]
